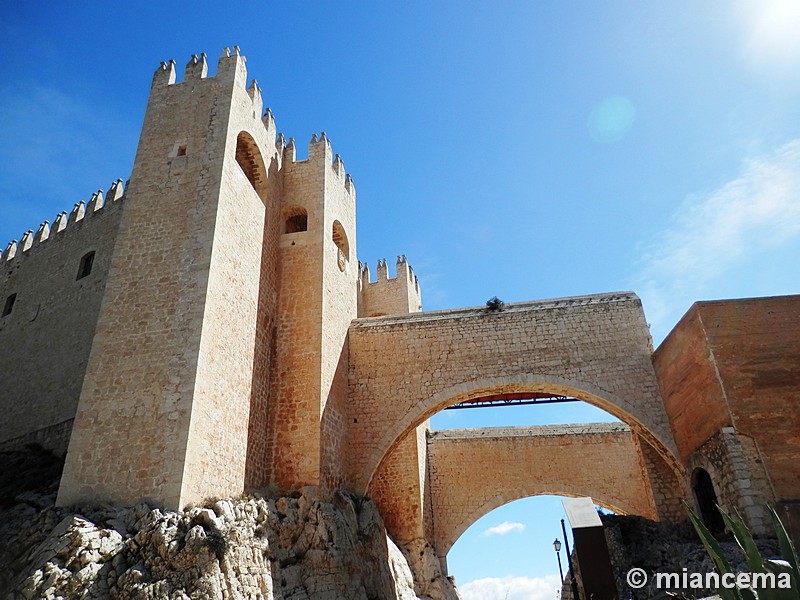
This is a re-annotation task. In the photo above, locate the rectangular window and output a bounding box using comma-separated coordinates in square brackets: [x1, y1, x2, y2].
[77, 251, 95, 280]
[2, 293, 16, 317]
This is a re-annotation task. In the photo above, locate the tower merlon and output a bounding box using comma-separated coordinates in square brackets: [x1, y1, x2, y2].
[247, 79, 263, 116]
[184, 53, 208, 81]
[217, 46, 246, 82]
[34, 221, 50, 244]
[87, 190, 104, 213]
[263, 108, 276, 135]
[152, 59, 177, 87]
[2, 240, 16, 262]
[52, 212, 68, 234]
[283, 137, 296, 163]
[308, 132, 332, 162]
[19, 230, 33, 253]
[358, 261, 371, 286]
[107, 179, 124, 202]
[69, 202, 85, 225]
[275, 132, 286, 157]
[376, 258, 388, 281]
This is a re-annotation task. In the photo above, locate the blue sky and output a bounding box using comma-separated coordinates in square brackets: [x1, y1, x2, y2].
[2, 2, 799, 598]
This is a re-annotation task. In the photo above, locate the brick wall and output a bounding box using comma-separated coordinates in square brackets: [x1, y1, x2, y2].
[696, 296, 800, 503]
[653, 304, 732, 462]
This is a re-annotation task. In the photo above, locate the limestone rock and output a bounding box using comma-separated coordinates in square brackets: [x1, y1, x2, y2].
[2, 489, 445, 600]
[398, 539, 462, 600]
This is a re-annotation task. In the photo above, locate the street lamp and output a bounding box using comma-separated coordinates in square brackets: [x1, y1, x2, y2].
[553, 538, 564, 581]
[561, 519, 581, 600]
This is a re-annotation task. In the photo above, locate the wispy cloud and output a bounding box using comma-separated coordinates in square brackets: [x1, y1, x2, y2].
[633, 139, 800, 341]
[481, 521, 526, 537]
[459, 574, 561, 600]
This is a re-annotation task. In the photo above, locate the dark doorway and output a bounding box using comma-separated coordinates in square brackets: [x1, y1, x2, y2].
[692, 468, 725, 535]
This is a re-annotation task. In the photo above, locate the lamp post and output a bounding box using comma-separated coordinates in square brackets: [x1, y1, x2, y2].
[561, 518, 581, 600]
[553, 538, 564, 582]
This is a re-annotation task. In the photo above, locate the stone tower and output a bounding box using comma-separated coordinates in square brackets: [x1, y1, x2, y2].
[57, 50, 283, 510]
[264, 134, 359, 492]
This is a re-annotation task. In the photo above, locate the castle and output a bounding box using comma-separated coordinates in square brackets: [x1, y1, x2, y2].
[1, 48, 798, 567]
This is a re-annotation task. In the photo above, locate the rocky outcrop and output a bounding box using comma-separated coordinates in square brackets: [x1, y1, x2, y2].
[1, 486, 460, 600]
[398, 539, 459, 600]
[599, 514, 780, 600]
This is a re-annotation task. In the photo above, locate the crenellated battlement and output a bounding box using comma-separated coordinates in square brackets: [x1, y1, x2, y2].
[281, 131, 356, 197]
[357, 255, 422, 317]
[149, 49, 279, 158]
[2, 179, 125, 264]
[151, 47, 246, 89]
[359, 255, 420, 289]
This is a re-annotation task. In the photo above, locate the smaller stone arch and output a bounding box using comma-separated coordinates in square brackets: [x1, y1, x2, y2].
[235, 131, 268, 201]
[424, 423, 659, 556]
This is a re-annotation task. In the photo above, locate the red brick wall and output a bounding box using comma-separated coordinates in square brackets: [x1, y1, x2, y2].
[653, 304, 731, 463]
[696, 296, 800, 502]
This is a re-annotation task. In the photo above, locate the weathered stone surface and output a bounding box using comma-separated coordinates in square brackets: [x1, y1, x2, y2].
[1, 488, 459, 600]
[599, 514, 779, 600]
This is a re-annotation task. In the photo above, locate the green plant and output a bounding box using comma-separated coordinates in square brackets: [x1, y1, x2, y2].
[683, 501, 799, 600]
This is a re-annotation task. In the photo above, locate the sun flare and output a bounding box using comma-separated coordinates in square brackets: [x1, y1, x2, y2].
[741, 0, 800, 67]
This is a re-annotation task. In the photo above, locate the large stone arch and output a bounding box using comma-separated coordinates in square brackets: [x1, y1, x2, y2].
[425, 424, 658, 556]
[366, 373, 681, 493]
[345, 295, 681, 497]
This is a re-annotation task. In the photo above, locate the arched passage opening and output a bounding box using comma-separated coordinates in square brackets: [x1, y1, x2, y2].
[234, 130, 268, 201]
[446, 495, 617, 599]
[692, 467, 725, 535]
[365, 376, 683, 495]
[365, 377, 687, 561]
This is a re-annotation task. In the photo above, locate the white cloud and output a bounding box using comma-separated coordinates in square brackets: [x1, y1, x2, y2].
[633, 139, 800, 341]
[459, 574, 562, 600]
[481, 521, 526, 537]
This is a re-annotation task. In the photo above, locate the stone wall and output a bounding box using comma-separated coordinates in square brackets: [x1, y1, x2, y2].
[369, 423, 430, 545]
[653, 304, 733, 463]
[425, 423, 658, 556]
[0, 188, 124, 456]
[687, 428, 774, 535]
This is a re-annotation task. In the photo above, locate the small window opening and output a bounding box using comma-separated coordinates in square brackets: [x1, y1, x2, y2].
[77, 251, 95, 280]
[283, 204, 309, 234]
[2, 294, 16, 317]
[283, 206, 308, 234]
[177, 144, 187, 156]
[286, 214, 308, 233]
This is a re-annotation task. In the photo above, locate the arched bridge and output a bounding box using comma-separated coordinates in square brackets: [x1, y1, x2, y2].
[344, 292, 681, 494]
